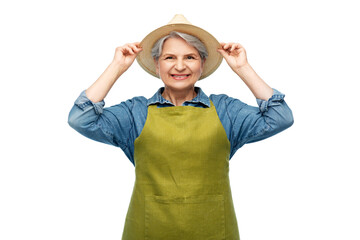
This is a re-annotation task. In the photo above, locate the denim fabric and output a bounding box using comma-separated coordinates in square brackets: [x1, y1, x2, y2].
[68, 87, 293, 166]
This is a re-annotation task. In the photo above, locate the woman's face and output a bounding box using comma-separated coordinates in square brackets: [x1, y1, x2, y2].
[155, 37, 204, 92]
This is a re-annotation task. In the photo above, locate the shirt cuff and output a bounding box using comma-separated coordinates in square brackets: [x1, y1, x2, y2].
[74, 90, 105, 114]
[256, 88, 285, 113]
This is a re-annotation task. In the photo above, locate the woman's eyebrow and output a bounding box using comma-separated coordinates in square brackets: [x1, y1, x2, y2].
[162, 52, 199, 56]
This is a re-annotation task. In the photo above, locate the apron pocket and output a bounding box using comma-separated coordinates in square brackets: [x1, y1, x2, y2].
[145, 194, 225, 240]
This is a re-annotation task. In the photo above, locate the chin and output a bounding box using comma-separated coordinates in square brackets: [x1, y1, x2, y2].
[164, 81, 196, 91]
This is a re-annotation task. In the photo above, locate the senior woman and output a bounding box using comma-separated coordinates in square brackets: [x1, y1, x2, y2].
[68, 14, 293, 240]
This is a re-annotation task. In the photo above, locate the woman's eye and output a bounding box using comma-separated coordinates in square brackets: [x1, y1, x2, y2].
[187, 56, 195, 59]
[165, 56, 173, 60]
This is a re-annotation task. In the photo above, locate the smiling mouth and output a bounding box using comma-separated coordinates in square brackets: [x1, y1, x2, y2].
[171, 74, 191, 80]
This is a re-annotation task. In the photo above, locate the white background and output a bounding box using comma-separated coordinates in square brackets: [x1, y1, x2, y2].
[1, 0, 359, 239]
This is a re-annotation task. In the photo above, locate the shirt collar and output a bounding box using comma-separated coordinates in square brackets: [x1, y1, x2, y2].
[147, 86, 211, 108]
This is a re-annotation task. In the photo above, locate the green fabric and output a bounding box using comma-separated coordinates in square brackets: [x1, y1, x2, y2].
[121, 100, 240, 240]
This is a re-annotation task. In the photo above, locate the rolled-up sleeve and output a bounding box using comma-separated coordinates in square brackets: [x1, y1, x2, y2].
[68, 90, 133, 153]
[227, 88, 294, 157]
[72, 90, 106, 115]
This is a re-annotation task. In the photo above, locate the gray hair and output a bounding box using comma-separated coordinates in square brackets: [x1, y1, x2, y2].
[151, 31, 208, 63]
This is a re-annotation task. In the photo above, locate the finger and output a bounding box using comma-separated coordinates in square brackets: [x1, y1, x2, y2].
[226, 42, 237, 50]
[217, 47, 232, 55]
[132, 42, 143, 53]
[223, 43, 231, 50]
[135, 45, 143, 53]
[218, 43, 226, 52]
[216, 48, 227, 57]
[129, 42, 142, 49]
[237, 44, 245, 52]
[128, 44, 142, 53]
[135, 47, 143, 53]
[134, 42, 142, 48]
[230, 43, 240, 52]
[124, 46, 135, 55]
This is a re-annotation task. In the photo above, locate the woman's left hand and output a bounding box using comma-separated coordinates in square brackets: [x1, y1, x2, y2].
[217, 42, 273, 100]
[217, 42, 249, 72]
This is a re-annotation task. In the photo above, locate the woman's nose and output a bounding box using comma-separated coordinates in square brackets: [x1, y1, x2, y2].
[174, 60, 186, 71]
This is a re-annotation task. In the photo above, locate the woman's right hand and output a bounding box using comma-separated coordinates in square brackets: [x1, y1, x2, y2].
[112, 42, 142, 72]
[85, 42, 142, 103]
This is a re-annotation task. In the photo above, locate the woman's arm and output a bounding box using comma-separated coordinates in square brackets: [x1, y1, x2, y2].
[68, 42, 143, 160]
[86, 42, 142, 103]
[217, 43, 273, 100]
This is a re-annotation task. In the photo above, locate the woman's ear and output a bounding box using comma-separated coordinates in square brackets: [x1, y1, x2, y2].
[200, 58, 206, 74]
[154, 58, 159, 76]
[202, 58, 206, 67]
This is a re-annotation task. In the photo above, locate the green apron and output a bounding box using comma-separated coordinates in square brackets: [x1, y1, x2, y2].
[121, 100, 240, 240]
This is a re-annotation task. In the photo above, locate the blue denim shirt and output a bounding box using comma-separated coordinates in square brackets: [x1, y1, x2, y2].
[68, 87, 293, 166]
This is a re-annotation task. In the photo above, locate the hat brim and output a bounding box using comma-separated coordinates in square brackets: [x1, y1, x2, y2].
[137, 23, 222, 80]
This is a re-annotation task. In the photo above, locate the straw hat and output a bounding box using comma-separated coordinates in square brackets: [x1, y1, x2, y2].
[136, 14, 222, 80]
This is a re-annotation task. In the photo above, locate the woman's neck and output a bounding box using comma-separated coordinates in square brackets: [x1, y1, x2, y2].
[162, 86, 197, 106]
